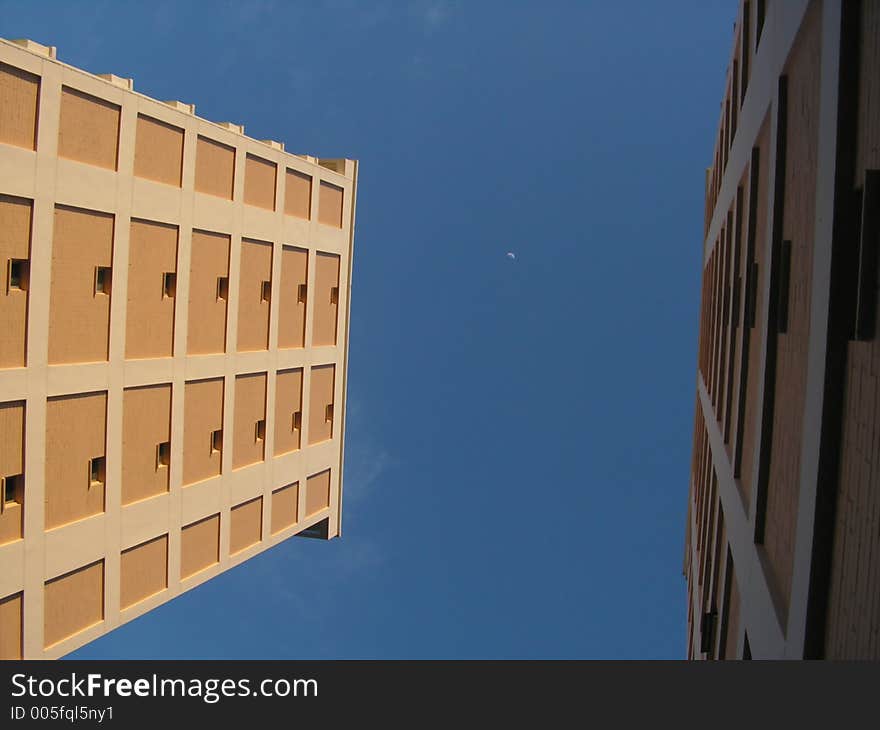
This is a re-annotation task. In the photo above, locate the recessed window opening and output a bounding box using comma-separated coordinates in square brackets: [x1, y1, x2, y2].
[211, 429, 223, 454]
[89, 456, 106, 486]
[162, 272, 176, 298]
[94, 266, 112, 296]
[156, 441, 170, 468]
[7, 259, 28, 292]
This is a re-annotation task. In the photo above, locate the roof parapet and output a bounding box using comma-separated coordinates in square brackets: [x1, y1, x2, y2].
[217, 122, 244, 135]
[9, 38, 56, 59]
[97, 73, 133, 91]
[163, 100, 196, 115]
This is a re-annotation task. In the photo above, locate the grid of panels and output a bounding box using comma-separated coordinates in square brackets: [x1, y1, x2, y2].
[0, 38, 357, 659]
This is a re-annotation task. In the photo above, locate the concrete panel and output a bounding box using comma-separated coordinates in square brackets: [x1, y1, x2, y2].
[0, 194, 31, 369]
[318, 181, 343, 228]
[187, 230, 229, 355]
[278, 246, 307, 349]
[312, 252, 339, 347]
[182, 378, 223, 486]
[233, 372, 266, 470]
[0, 401, 24, 546]
[308, 364, 335, 445]
[274, 368, 302, 456]
[194, 136, 234, 200]
[305, 469, 330, 517]
[236, 239, 272, 352]
[126, 219, 177, 359]
[45, 392, 107, 530]
[44, 560, 104, 648]
[244, 154, 276, 210]
[284, 169, 311, 220]
[133, 114, 183, 187]
[180, 514, 219, 578]
[230, 496, 262, 554]
[0, 591, 22, 659]
[58, 87, 119, 170]
[122, 384, 171, 506]
[48, 206, 114, 365]
[271, 482, 298, 534]
[0, 62, 39, 150]
[120, 534, 167, 609]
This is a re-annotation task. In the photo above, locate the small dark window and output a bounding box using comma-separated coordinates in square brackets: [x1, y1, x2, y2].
[700, 611, 717, 655]
[89, 456, 106, 485]
[297, 283, 307, 304]
[156, 441, 170, 468]
[211, 429, 223, 454]
[330, 286, 339, 305]
[292, 411, 302, 431]
[216, 276, 229, 301]
[325, 403, 334, 423]
[756, 0, 765, 49]
[2, 474, 22, 507]
[95, 266, 112, 296]
[8, 259, 28, 292]
[261, 280, 271, 302]
[162, 272, 176, 299]
[255, 419, 266, 442]
[854, 169, 879, 341]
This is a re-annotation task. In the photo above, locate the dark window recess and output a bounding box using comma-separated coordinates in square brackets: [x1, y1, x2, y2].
[162, 272, 176, 299]
[700, 611, 717, 655]
[216, 276, 229, 301]
[731, 60, 738, 141]
[746, 262, 759, 328]
[292, 410, 302, 431]
[297, 283, 307, 304]
[89, 456, 106, 485]
[156, 441, 170, 468]
[2, 474, 22, 506]
[94, 266, 112, 296]
[854, 170, 879, 341]
[297, 517, 329, 540]
[211, 429, 223, 454]
[741, 2, 750, 106]
[261, 280, 271, 302]
[330, 286, 339, 305]
[7, 259, 28, 292]
[777, 240, 792, 334]
[255, 419, 265, 442]
[756, 0, 765, 49]
[325, 404, 334, 423]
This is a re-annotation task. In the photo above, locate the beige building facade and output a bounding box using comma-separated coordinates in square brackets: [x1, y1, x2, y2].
[0, 37, 357, 659]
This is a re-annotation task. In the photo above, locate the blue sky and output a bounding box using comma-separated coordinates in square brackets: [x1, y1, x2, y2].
[3, 0, 736, 659]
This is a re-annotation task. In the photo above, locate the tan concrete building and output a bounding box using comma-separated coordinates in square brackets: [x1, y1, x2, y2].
[686, 0, 879, 658]
[0, 37, 357, 659]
